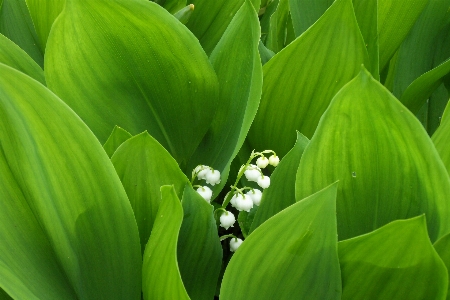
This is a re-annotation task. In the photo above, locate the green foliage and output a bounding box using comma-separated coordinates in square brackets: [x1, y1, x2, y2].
[1, 0, 450, 299]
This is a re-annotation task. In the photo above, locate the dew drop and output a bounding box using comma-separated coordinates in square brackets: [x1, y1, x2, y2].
[351, 172, 356, 178]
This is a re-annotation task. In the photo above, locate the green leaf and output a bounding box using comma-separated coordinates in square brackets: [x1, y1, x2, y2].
[0, 0, 43, 67]
[260, 0, 278, 43]
[248, 0, 369, 157]
[0, 64, 141, 299]
[265, 0, 289, 53]
[111, 132, 189, 253]
[142, 185, 190, 300]
[25, 0, 64, 53]
[188, 0, 262, 175]
[387, 0, 450, 100]
[0, 33, 44, 84]
[103, 126, 133, 158]
[377, 0, 429, 71]
[401, 58, 450, 114]
[434, 232, 450, 300]
[352, 0, 379, 79]
[185, 0, 244, 55]
[289, 0, 333, 37]
[296, 67, 450, 242]
[0, 288, 12, 300]
[339, 216, 448, 299]
[433, 100, 450, 175]
[177, 185, 222, 300]
[160, 0, 186, 14]
[258, 40, 275, 65]
[173, 4, 195, 24]
[249, 131, 309, 233]
[45, 0, 218, 166]
[220, 183, 341, 300]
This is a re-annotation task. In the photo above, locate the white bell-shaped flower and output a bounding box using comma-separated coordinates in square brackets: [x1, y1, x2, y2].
[244, 165, 261, 182]
[256, 156, 269, 168]
[195, 165, 210, 180]
[219, 211, 236, 230]
[235, 194, 253, 212]
[246, 189, 262, 206]
[230, 238, 243, 252]
[205, 169, 221, 186]
[269, 155, 280, 166]
[257, 175, 270, 189]
[196, 186, 213, 202]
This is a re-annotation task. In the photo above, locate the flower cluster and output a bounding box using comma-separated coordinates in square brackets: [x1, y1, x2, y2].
[192, 150, 279, 252]
[192, 165, 221, 203]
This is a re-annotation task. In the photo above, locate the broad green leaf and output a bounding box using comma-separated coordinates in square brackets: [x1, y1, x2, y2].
[25, 0, 64, 53]
[249, 131, 309, 233]
[103, 125, 132, 158]
[435, 232, 450, 299]
[45, 0, 218, 166]
[296, 68, 450, 242]
[433, 100, 450, 175]
[0, 64, 141, 299]
[220, 183, 341, 300]
[289, 0, 333, 36]
[187, 0, 262, 177]
[352, 0, 379, 79]
[0, 33, 44, 84]
[417, 83, 450, 135]
[177, 185, 222, 300]
[111, 132, 189, 253]
[339, 216, 448, 299]
[0, 0, 43, 67]
[248, 0, 369, 158]
[0, 288, 11, 300]
[158, 0, 186, 14]
[185, 0, 244, 55]
[401, 58, 450, 114]
[378, 0, 429, 71]
[265, 0, 289, 53]
[142, 186, 190, 300]
[285, 13, 296, 46]
[258, 40, 275, 65]
[388, 0, 450, 100]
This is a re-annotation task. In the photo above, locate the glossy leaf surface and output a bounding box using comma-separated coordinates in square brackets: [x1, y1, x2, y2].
[0, 0, 43, 66]
[339, 216, 448, 299]
[296, 68, 450, 242]
[111, 132, 189, 253]
[142, 186, 189, 300]
[25, 0, 64, 52]
[433, 101, 450, 175]
[378, 0, 429, 71]
[0, 64, 141, 299]
[103, 126, 132, 158]
[185, 0, 244, 55]
[289, 0, 333, 36]
[177, 185, 222, 300]
[188, 0, 262, 178]
[221, 183, 341, 300]
[248, 0, 368, 157]
[45, 0, 218, 165]
[249, 132, 309, 233]
[434, 232, 450, 300]
[0, 33, 44, 84]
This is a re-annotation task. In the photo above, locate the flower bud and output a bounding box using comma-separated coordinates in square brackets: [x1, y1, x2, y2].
[235, 194, 253, 212]
[246, 189, 262, 206]
[269, 155, 280, 166]
[205, 169, 221, 186]
[196, 186, 213, 202]
[219, 211, 236, 230]
[230, 238, 243, 252]
[257, 175, 270, 189]
[256, 156, 269, 168]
